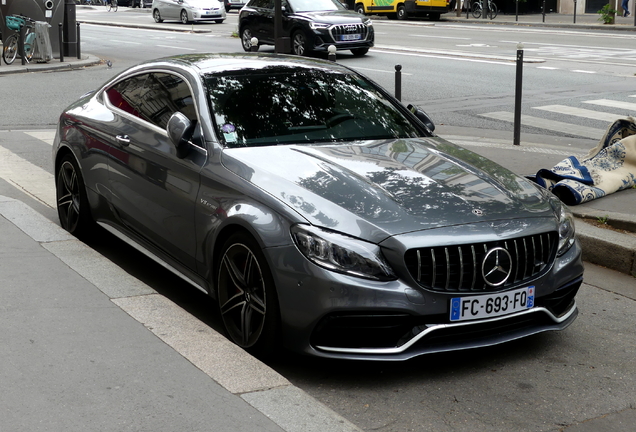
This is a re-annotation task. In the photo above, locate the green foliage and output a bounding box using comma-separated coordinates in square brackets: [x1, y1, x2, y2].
[597, 215, 609, 225]
[597, 4, 617, 24]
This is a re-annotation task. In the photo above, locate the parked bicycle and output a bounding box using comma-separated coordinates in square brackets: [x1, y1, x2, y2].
[107, 0, 118, 12]
[471, 0, 498, 19]
[2, 15, 37, 65]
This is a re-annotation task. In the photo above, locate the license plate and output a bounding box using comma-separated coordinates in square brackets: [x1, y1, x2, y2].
[340, 34, 361, 41]
[449, 286, 535, 322]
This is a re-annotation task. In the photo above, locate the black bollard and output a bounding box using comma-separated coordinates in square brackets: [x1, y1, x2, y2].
[76, 23, 81, 59]
[59, 23, 64, 62]
[513, 44, 523, 146]
[19, 24, 26, 65]
[395, 64, 402, 102]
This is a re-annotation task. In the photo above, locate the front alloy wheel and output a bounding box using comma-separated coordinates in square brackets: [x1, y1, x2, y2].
[240, 27, 256, 51]
[56, 155, 92, 238]
[292, 31, 309, 56]
[217, 233, 279, 356]
[153, 9, 163, 22]
[180, 9, 190, 24]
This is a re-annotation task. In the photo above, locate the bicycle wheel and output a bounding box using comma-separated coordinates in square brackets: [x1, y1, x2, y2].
[488, 3, 498, 19]
[471, 3, 482, 18]
[2, 34, 18, 65]
[24, 30, 35, 63]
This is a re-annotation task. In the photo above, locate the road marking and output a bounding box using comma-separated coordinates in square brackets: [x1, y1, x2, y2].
[480, 111, 604, 139]
[572, 69, 596, 74]
[584, 99, 636, 112]
[111, 40, 143, 45]
[157, 45, 196, 50]
[0, 146, 55, 208]
[373, 47, 517, 66]
[24, 131, 56, 145]
[536, 66, 559, 70]
[355, 66, 413, 75]
[534, 105, 623, 122]
[410, 34, 471, 40]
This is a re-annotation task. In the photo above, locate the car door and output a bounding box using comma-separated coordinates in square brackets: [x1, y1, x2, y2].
[103, 71, 205, 271]
[162, 0, 182, 19]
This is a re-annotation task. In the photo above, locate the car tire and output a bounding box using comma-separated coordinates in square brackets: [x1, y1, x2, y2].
[240, 27, 256, 52]
[55, 154, 94, 238]
[180, 9, 190, 24]
[216, 231, 280, 357]
[397, 4, 408, 20]
[355, 3, 365, 14]
[292, 31, 309, 56]
[429, 12, 441, 20]
[350, 47, 369, 56]
[153, 9, 163, 22]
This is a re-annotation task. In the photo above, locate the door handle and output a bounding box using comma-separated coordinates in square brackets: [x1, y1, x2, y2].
[115, 135, 131, 146]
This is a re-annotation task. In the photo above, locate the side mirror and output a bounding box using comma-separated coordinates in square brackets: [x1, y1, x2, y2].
[167, 112, 195, 158]
[407, 104, 435, 133]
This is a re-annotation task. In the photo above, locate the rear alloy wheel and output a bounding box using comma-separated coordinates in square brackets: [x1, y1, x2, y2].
[217, 232, 280, 357]
[153, 9, 163, 22]
[241, 27, 256, 52]
[56, 154, 93, 238]
[180, 9, 190, 24]
[292, 31, 309, 56]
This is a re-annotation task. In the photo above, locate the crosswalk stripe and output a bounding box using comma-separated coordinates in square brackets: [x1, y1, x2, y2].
[480, 111, 604, 139]
[0, 139, 56, 209]
[24, 131, 56, 146]
[533, 105, 621, 122]
[584, 99, 636, 113]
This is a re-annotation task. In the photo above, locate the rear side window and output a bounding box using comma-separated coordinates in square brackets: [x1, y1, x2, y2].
[105, 72, 198, 130]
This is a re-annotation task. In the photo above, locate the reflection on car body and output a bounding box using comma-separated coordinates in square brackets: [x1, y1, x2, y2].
[52, 53, 583, 361]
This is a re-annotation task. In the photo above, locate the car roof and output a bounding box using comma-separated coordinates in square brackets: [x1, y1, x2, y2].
[141, 53, 355, 76]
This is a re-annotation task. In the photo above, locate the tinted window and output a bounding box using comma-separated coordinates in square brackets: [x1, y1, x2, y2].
[289, 0, 343, 12]
[205, 66, 423, 148]
[106, 74, 149, 119]
[106, 72, 197, 130]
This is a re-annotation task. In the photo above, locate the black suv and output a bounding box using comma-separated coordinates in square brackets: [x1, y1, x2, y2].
[238, 0, 374, 56]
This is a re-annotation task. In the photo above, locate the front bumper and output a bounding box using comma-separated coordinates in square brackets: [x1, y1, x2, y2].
[266, 237, 583, 361]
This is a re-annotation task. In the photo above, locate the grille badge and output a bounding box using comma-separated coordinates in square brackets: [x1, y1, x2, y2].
[482, 247, 512, 287]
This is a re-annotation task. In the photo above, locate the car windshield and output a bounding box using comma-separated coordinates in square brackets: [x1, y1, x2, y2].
[205, 65, 424, 148]
[288, 0, 344, 13]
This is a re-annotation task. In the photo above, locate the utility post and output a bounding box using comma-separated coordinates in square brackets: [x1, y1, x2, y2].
[274, 0, 290, 53]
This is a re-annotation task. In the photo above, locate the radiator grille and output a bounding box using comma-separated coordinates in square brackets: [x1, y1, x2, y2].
[330, 24, 368, 43]
[404, 232, 557, 293]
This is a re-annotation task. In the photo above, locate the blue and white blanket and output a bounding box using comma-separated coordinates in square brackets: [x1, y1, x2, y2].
[533, 117, 636, 205]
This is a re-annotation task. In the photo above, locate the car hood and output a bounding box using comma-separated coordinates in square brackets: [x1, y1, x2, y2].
[293, 10, 369, 25]
[221, 137, 554, 243]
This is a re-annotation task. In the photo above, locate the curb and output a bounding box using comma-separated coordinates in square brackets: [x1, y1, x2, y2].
[575, 218, 636, 277]
[0, 196, 363, 432]
[0, 54, 103, 75]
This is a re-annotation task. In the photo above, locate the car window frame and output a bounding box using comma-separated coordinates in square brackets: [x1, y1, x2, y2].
[100, 69, 209, 154]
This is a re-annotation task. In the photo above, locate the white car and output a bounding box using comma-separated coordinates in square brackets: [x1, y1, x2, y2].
[152, 0, 226, 24]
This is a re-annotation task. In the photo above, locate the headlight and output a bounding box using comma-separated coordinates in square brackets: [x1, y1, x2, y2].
[291, 224, 396, 281]
[554, 200, 576, 256]
[364, 19, 373, 26]
[310, 22, 330, 30]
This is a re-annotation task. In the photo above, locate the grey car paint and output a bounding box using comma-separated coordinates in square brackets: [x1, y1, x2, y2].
[53, 54, 584, 361]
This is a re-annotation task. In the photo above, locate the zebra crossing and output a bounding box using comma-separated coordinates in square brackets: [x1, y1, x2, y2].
[480, 96, 636, 140]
